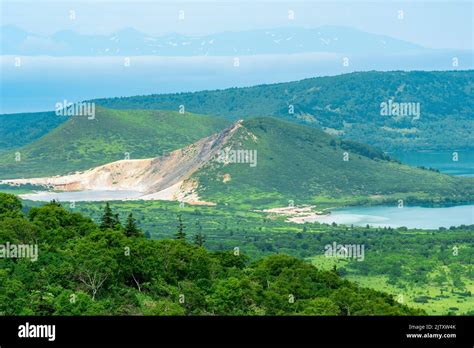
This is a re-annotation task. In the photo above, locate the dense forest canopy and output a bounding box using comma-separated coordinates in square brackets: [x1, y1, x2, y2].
[0, 193, 423, 316]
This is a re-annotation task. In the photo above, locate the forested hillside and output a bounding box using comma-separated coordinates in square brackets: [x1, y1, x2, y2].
[2, 71, 472, 153]
[94, 70, 474, 151]
[0, 193, 424, 316]
[192, 118, 474, 205]
[0, 111, 65, 151]
[0, 107, 229, 178]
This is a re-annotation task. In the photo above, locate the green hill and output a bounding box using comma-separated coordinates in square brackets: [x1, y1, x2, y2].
[0, 107, 229, 179]
[0, 111, 66, 151]
[93, 70, 474, 152]
[191, 117, 473, 206]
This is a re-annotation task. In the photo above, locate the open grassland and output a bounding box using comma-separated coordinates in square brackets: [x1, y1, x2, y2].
[308, 256, 473, 315]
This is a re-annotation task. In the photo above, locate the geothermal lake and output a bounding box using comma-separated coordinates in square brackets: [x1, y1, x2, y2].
[311, 204, 474, 229]
[20, 190, 144, 202]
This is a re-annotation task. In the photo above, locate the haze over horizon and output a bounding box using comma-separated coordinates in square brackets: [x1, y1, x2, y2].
[1, 0, 472, 50]
[1, 0, 472, 113]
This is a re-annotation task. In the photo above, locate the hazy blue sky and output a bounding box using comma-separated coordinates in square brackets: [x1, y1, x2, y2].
[1, 0, 473, 49]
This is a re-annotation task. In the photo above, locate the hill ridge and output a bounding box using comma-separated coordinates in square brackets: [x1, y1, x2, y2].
[0, 107, 230, 179]
[1, 117, 472, 206]
[93, 70, 474, 152]
[0, 120, 244, 204]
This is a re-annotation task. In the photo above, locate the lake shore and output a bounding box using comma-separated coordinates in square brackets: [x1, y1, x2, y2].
[278, 204, 474, 229]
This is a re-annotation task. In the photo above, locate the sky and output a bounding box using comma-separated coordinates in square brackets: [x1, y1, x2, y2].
[1, 0, 473, 50]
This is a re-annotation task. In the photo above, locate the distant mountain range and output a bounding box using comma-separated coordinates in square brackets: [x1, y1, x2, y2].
[1, 25, 429, 56]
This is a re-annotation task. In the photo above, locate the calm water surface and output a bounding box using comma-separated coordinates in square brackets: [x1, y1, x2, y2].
[312, 204, 474, 229]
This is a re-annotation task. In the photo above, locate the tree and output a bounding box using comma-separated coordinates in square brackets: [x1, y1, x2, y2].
[113, 213, 122, 230]
[99, 203, 114, 230]
[175, 214, 186, 240]
[330, 288, 360, 316]
[298, 298, 340, 315]
[143, 298, 186, 316]
[208, 276, 263, 315]
[49, 199, 62, 207]
[0, 193, 22, 217]
[193, 231, 206, 247]
[124, 213, 141, 237]
[70, 233, 120, 300]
